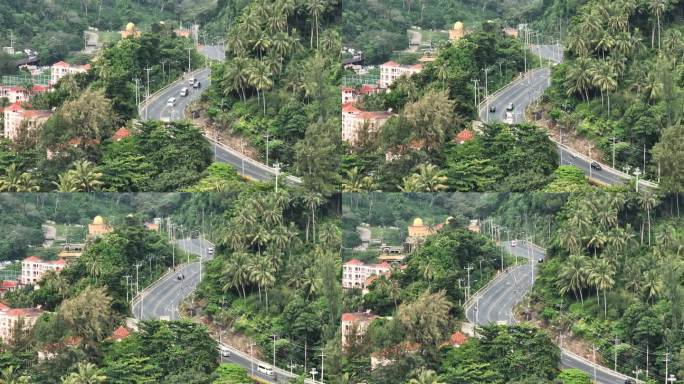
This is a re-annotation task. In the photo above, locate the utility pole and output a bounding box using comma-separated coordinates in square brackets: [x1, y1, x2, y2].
[304, 340, 307, 374]
[483, 67, 490, 122]
[187, 47, 192, 73]
[646, 345, 649, 379]
[614, 336, 618, 371]
[272, 334, 277, 370]
[319, 352, 325, 383]
[263, 133, 270, 166]
[665, 351, 669, 384]
[124, 275, 131, 303]
[592, 344, 597, 383]
[274, 163, 280, 194]
[135, 262, 143, 319]
[612, 136, 616, 169]
[250, 343, 255, 376]
[240, 139, 245, 175]
[145, 67, 152, 120]
[464, 265, 473, 299]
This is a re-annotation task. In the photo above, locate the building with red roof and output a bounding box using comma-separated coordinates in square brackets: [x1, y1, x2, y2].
[455, 129, 475, 144]
[0, 84, 50, 103]
[342, 259, 393, 290]
[108, 325, 131, 342]
[111, 127, 131, 141]
[450, 331, 469, 347]
[50, 61, 90, 86]
[0, 281, 18, 296]
[21, 256, 65, 285]
[2, 101, 52, 142]
[379, 61, 423, 88]
[341, 102, 393, 145]
[341, 311, 378, 347]
[0, 305, 43, 342]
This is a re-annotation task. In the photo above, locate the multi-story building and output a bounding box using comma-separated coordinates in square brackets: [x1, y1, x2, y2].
[0, 305, 43, 341]
[341, 311, 378, 347]
[341, 84, 381, 104]
[50, 61, 90, 86]
[342, 259, 391, 290]
[341, 102, 392, 144]
[449, 22, 466, 41]
[2, 101, 52, 142]
[0, 85, 49, 103]
[88, 215, 112, 238]
[379, 61, 422, 88]
[20, 256, 65, 285]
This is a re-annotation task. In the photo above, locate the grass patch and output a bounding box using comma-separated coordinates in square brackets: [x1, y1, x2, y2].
[54, 224, 86, 243]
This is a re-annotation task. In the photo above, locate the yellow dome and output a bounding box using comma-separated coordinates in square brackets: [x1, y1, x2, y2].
[93, 215, 105, 225]
[125, 22, 136, 32]
[412, 218, 424, 227]
[453, 22, 464, 31]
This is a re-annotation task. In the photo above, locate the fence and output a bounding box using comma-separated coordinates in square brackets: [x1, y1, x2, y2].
[342, 74, 380, 87]
[1, 73, 51, 87]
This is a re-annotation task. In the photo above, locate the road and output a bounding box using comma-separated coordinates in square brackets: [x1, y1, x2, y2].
[477, 44, 637, 187]
[465, 241, 638, 384]
[139, 45, 300, 185]
[132, 238, 311, 383]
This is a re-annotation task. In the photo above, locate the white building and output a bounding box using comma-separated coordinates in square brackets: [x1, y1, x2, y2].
[2, 102, 52, 142]
[342, 259, 391, 290]
[21, 256, 65, 285]
[341, 103, 392, 144]
[50, 61, 90, 86]
[0, 85, 49, 103]
[379, 61, 423, 88]
[0, 302, 43, 342]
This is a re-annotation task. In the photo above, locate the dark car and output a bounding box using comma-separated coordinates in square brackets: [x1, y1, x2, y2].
[624, 379, 636, 384]
[489, 105, 496, 113]
[590, 161, 602, 171]
[190, 230, 199, 239]
[506, 102, 514, 111]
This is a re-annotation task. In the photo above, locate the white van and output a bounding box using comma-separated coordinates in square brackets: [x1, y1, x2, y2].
[167, 97, 176, 107]
[257, 363, 274, 376]
[180, 87, 189, 97]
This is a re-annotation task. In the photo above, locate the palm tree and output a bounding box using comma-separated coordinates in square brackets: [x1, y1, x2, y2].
[61, 362, 106, 384]
[223, 57, 251, 101]
[641, 269, 663, 303]
[70, 160, 103, 192]
[587, 230, 608, 257]
[223, 252, 250, 299]
[413, 164, 448, 192]
[85, 257, 102, 285]
[0, 164, 39, 192]
[0, 366, 30, 384]
[638, 190, 659, 245]
[53, 172, 79, 192]
[557, 254, 588, 306]
[248, 60, 273, 115]
[306, 0, 326, 49]
[342, 167, 363, 192]
[648, 0, 670, 50]
[435, 61, 449, 89]
[302, 192, 323, 243]
[398, 174, 423, 192]
[249, 255, 275, 307]
[565, 57, 593, 102]
[588, 259, 615, 317]
[301, 267, 320, 300]
[591, 61, 618, 114]
[408, 369, 445, 384]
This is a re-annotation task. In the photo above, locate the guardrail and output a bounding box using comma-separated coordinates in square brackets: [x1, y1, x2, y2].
[138, 67, 210, 117]
[561, 348, 641, 383]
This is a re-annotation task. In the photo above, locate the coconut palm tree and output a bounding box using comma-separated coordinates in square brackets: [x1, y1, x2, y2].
[222, 252, 250, 298]
[61, 362, 106, 384]
[565, 57, 593, 102]
[248, 58, 272, 113]
[85, 257, 102, 285]
[638, 190, 659, 245]
[0, 365, 30, 384]
[0, 164, 39, 192]
[302, 191, 323, 243]
[306, 0, 326, 49]
[591, 61, 618, 114]
[342, 167, 363, 192]
[557, 254, 588, 305]
[408, 369, 445, 384]
[648, 0, 670, 50]
[69, 160, 103, 192]
[301, 266, 320, 300]
[641, 269, 664, 303]
[223, 57, 251, 101]
[413, 164, 448, 192]
[249, 255, 275, 306]
[398, 174, 423, 192]
[588, 259, 615, 317]
[53, 172, 79, 192]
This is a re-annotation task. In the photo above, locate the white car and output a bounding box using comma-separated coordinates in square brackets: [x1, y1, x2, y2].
[510, 240, 518, 247]
[166, 97, 176, 107]
[180, 87, 189, 97]
[219, 345, 231, 357]
[207, 247, 214, 254]
[189, 77, 196, 86]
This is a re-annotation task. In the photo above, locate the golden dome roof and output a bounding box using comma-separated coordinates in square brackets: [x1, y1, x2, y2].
[93, 215, 105, 225]
[453, 22, 464, 31]
[125, 22, 136, 32]
[412, 218, 424, 227]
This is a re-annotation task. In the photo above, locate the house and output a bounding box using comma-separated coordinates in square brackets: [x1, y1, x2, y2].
[145, 223, 159, 231]
[379, 61, 423, 88]
[0, 306, 44, 342]
[449, 22, 466, 41]
[2, 101, 52, 142]
[111, 127, 131, 141]
[107, 325, 131, 342]
[378, 244, 406, 262]
[341, 84, 381, 105]
[341, 102, 392, 144]
[455, 129, 475, 144]
[0, 85, 49, 103]
[370, 342, 421, 369]
[0, 281, 18, 296]
[50, 61, 90, 86]
[341, 311, 378, 347]
[342, 259, 391, 290]
[407, 218, 435, 238]
[38, 336, 81, 360]
[467, 219, 480, 233]
[20, 256, 65, 285]
[88, 215, 112, 238]
[450, 331, 469, 347]
[385, 139, 424, 162]
[58, 243, 85, 262]
[503, 27, 519, 38]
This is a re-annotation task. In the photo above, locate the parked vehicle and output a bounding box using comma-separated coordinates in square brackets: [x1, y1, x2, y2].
[180, 87, 189, 97]
[257, 363, 274, 376]
[590, 161, 602, 171]
[166, 97, 176, 107]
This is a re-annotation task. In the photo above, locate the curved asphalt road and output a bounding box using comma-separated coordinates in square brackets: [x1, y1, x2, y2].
[139, 45, 301, 185]
[478, 44, 642, 187]
[465, 241, 638, 384]
[132, 238, 312, 383]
